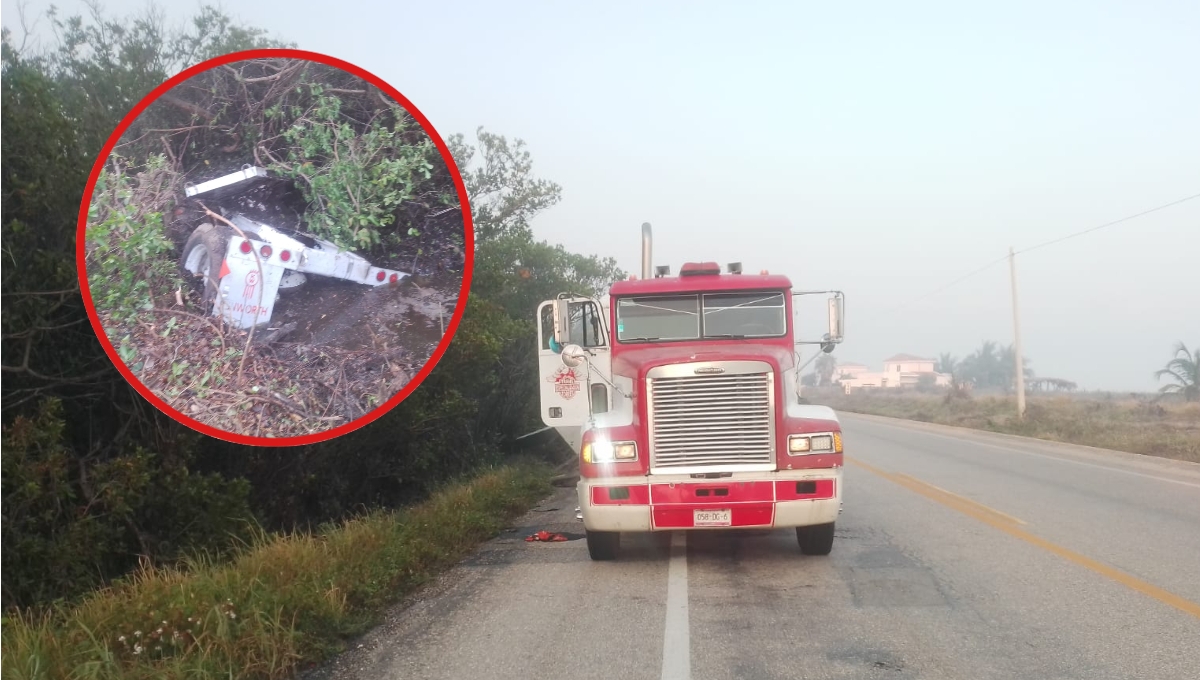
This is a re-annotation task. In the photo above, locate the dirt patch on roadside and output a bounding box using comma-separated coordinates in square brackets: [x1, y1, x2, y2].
[284, 274, 457, 354]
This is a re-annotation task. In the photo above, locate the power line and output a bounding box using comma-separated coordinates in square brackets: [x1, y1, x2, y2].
[1015, 191, 1200, 256]
[904, 255, 1009, 307]
[890, 191, 1200, 313]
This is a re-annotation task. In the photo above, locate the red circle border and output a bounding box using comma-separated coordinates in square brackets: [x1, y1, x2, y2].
[75, 48, 475, 448]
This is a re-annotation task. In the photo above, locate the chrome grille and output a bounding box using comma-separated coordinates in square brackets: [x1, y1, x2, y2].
[648, 362, 775, 472]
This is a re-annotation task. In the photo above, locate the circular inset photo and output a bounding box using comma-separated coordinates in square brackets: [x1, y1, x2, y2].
[78, 50, 472, 445]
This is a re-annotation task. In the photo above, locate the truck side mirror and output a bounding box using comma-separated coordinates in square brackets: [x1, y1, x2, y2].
[827, 294, 844, 343]
[560, 343, 586, 367]
[552, 298, 571, 345]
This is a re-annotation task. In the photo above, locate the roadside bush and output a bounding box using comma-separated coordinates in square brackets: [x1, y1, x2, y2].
[1, 399, 255, 610]
[85, 154, 186, 328]
[267, 88, 445, 251]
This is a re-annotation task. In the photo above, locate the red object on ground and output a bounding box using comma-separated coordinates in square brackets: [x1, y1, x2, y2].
[525, 530, 568, 542]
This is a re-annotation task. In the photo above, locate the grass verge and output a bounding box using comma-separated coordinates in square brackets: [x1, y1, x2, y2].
[1, 463, 552, 680]
[824, 393, 1200, 463]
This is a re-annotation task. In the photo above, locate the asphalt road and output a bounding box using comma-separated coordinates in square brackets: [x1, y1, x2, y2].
[310, 413, 1200, 680]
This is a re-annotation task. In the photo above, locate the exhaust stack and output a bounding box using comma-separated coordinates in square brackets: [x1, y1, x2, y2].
[641, 222, 653, 280]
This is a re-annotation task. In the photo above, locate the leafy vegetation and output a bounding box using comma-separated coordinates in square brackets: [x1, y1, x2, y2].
[941, 340, 1033, 392]
[1155, 341, 1199, 402]
[2, 0, 620, 621]
[2, 399, 253, 610]
[268, 89, 441, 250]
[1, 464, 551, 680]
[86, 154, 188, 327]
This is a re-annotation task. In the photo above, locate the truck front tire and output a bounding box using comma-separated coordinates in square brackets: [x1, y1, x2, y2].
[796, 522, 835, 555]
[181, 223, 230, 307]
[586, 530, 620, 561]
[181, 223, 265, 307]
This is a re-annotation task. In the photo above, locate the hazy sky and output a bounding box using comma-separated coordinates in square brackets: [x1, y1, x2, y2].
[5, 0, 1197, 391]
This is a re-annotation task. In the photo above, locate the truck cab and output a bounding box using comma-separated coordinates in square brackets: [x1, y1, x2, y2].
[536, 224, 846, 560]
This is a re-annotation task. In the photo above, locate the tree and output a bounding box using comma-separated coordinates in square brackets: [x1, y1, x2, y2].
[998, 344, 1035, 393]
[957, 341, 999, 389]
[3, 2, 631, 611]
[957, 341, 1032, 392]
[935, 352, 957, 375]
[1, 3, 287, 609]
[815, 354, 837, 386]
[917, 373, 938, 389]
[448, 127, 563, 244]
[1155, 342, 1199, 402]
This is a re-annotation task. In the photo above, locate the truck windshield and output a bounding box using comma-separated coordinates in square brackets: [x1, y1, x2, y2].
[616, 291, 787, 343]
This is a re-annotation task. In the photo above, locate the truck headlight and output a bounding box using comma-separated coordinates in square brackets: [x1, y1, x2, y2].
[810, 435, 834, 451]
[583, 440, 637, 463]
[787, 432, 843, 455]
[788, 435, 811, 453]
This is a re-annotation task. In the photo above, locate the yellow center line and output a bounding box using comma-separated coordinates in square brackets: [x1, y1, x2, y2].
[892, 472, 1029, 526]
[846, 456, 1200, 620]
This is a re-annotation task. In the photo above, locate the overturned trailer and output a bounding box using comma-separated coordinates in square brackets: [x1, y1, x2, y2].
[180, 165, 409, 330]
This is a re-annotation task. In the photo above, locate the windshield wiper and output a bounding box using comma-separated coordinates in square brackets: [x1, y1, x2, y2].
[706, 334, 748, 339]
[622, 336, 661, 342]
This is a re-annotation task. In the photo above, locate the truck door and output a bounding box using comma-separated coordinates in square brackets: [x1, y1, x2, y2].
[537, 297, 611, 428]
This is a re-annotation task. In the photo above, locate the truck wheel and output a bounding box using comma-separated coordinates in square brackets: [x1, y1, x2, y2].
[181, 223, 229, 307]
[277, 270, 307, 294]
[796, 522, 835, 556]
[586, 530, 620, 561]
[181, 223, 261, 307]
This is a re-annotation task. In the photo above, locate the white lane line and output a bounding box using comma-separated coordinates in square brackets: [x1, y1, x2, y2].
[859, 419, 1200, 491]
[661, 531, 690, 680]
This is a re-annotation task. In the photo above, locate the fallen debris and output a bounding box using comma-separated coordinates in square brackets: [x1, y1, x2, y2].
[254, 321, 297, 347]
[525, 531, 569, 542]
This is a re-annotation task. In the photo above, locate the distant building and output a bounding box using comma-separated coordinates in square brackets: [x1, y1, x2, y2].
[838, 354, 951, 393]
[834, 362, 869, 379]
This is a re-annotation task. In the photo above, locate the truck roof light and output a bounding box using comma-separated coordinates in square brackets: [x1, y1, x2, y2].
[239, 240, 252, 254]
[376, 271, 386, 282]
[679, 262, 721, 277]
[727, 262, 743, 275]
[654, 265, 671, 278]
[260, 245, 272, 258]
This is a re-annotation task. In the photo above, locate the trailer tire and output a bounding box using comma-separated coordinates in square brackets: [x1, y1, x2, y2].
[796, 522, 835, 556]
[586, 530, 620, 561]
[181, 223, 228, 307]
[277, 270, 307, 295]
[181, 223, 262, 308]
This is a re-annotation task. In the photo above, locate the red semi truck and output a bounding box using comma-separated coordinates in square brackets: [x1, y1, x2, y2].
[536, 223, 846, 560]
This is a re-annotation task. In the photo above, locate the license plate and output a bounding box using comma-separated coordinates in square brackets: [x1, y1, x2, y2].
[693, 508, 732, 527]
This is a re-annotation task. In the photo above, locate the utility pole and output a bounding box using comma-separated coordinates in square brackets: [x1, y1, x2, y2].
[1009, 247, 1026, 419]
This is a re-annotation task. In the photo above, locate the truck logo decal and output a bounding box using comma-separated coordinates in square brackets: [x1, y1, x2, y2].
[243, 270, 259, 299]
[230, 302, 270, 317]
[694, 366, 725, 374]
[548, 367, 581, 400]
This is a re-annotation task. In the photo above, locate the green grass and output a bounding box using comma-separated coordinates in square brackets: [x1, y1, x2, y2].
[1, 463, 552, 680]
[824, 392, 1200, 463]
